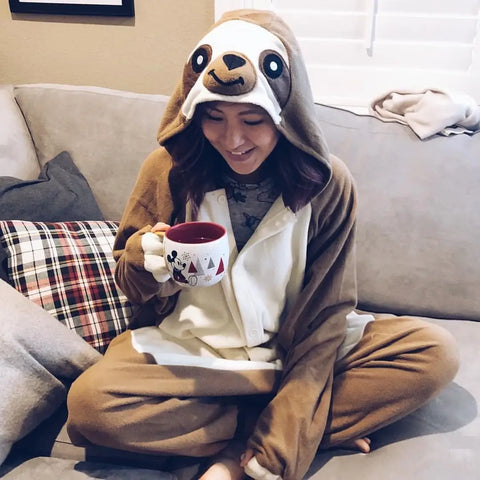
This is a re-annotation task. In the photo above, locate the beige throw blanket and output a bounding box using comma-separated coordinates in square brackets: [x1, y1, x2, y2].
[370, 89, 480, 139]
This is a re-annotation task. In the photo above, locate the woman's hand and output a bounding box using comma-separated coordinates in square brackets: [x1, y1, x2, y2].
[239, 448, 254, 468]
[151, 222, 171, 236]
[142, 222, 171, 283]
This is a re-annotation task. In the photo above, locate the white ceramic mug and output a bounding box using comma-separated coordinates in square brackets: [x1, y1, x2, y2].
[163, 221, 229, 287]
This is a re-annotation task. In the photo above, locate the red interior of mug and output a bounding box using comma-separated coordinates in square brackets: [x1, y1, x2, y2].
[166, 222, 226, 244]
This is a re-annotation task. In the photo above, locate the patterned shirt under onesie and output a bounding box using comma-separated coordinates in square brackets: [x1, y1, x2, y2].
[223, 175, 280, 251]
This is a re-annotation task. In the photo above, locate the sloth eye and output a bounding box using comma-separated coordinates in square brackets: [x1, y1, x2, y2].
[191, 46, 211, 73]
[262, 53, 284, 79]
[259, 50, 291, 107]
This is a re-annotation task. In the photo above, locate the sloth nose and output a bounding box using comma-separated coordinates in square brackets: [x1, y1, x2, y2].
[223, 54, 246, 71]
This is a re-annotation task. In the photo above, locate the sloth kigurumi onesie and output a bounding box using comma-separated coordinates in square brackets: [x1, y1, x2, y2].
[66, 9, 459, 480]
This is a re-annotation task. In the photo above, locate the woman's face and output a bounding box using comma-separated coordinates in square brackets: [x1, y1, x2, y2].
[200, 101, 280, 177]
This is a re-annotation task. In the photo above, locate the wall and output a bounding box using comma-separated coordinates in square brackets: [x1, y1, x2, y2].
[0, 0, 214, 95]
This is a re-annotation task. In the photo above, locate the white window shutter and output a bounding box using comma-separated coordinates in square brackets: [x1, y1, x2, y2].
[215, 0, 272, 20]
[214, 0, 480, 107]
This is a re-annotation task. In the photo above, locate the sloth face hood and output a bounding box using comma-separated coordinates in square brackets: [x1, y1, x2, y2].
[157, 9, 330, 173]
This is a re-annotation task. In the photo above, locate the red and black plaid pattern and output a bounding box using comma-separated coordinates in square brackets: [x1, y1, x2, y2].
[0, 220, 132, 353]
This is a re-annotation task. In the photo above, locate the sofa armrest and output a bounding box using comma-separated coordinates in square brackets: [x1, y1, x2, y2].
[0, 279, 101, 465]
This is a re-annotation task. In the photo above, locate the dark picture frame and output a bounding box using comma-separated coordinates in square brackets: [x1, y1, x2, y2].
[9, 0, 134, 16]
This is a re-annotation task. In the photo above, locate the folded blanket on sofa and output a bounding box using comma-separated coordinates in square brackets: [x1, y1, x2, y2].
[369, 88, 480, 139]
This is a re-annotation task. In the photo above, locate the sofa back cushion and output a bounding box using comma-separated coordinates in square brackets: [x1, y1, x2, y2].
[0, 85, 40, 180]
[316, 103, 479, 321]
[14, 84, 169, 222]
[11, 84, 478, 321]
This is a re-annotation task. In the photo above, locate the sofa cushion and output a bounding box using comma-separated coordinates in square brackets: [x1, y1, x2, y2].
[0, 85, 39, 180]
[0, 151, 104, 282]
[0, 220, 132, 353]
[8, 315, 479, 480]
[0, 456, 176, 479]
[315, 104, 480, 321]
[14, 84, 170, 221]
[305, 315, 480, 480]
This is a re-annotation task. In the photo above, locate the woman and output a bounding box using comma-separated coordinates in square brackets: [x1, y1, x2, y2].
[67, 9, 459, 480]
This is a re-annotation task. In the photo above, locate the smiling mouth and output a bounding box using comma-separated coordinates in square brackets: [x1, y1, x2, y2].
[208, 70, 245, 87]
[227, 148, 254, 157]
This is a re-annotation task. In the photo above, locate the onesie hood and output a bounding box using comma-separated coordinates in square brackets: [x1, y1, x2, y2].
[157, 9, 330, 174]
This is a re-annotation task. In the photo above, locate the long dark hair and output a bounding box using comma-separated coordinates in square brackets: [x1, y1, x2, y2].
[270, 135, 329, 212]
[165, 121, 329, 222]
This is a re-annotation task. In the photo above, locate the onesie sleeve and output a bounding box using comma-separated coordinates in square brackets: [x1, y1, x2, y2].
[113, 148, 180, 313]
[247, 156, 358, 480]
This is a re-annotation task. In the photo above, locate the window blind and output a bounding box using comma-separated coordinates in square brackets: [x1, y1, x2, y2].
[215, 0, 480, 107]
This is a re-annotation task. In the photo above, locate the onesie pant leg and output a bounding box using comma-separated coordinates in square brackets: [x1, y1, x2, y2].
[321, 315, 459, 448]
[67, 330, 240, 457]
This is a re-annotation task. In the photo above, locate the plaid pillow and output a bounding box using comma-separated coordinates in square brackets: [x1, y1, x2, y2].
[0, 220, 132, 353]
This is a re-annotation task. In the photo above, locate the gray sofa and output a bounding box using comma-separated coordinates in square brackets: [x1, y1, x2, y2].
[0, 84, 478, 479]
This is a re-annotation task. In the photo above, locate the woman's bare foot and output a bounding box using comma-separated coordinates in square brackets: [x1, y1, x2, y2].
[199, 441, 247, 480]
[339, 437, 371, 453]
[198, 457, 245, 480]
